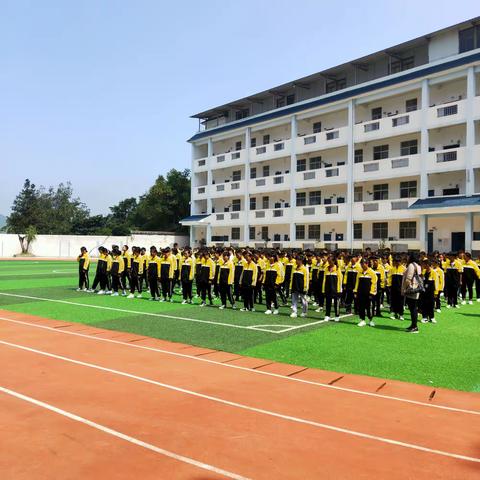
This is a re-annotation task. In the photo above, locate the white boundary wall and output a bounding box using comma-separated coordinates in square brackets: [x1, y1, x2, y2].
[0, 233, 189, 258]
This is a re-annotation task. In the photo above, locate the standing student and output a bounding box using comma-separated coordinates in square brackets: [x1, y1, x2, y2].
[323, 255, 342, 322]
[128, 247, 143, 298]
[240, 253, 257, 312]
[121, 245, 131, 296]
[476, 254, 480, 302]
[139, 247, 149, 292]
[159, 248, 175, 302]
[461, 252, 480, 304]
[194, 251, 203, 298]
[371, 257, 385, 316]
[218, 251, 236, 309]
[180, 249, 195, 304]
[264, 253, 282, 315]
[290, 256, 309, 318]
[420, 260, 439, 324]
[402, 254, 422, 333]
[233, 251, 245, 301]
[90, 246, 108, 294]
[314, 253, 327, 313]
[254, 253, 264, 305]
[444, 253, 462, 308]
[147, 247, 161, 300]
[354, 259, 378, 327]
[172, 246, 182, 293]
[110, 248, 125, 296]
[388, 256, 406, 320]
[212, 250, 223, 299]
[282, 254, 295, 303]
[432, 259, 444, 313]
[76, 247, 90, 291]
[343, 254, 360, 314]
[198, 250, 215, 307]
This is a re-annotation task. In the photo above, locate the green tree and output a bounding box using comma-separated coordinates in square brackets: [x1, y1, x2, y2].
[6, 179, 42, 233]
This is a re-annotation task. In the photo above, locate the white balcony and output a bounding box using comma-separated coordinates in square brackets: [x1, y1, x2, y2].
[211, 149, 247, 171]
[473, 145, 480, 168]
[474, 96, 480, 119]
[294, 164, 347, 187]
[353, 154, 421, 180]
[209, 210, 246, 226]
[193, 185, 208, 199]
[248, 208, 291, 225]
[353, 198, 418, 220]
[250, 139, 291, 163]
[425, 147, 466, 173]
[427, 99, 466, 128]
[295, 126, 348, 154]
[194, 157, 209, 172]
[209, 179, 245, 198]
[249, 174, 291, 194]
[294, 203, 347, 223]
[354, 109, 421, 143]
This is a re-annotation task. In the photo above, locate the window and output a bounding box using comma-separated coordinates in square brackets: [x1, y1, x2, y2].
[262, 165, 270, 177]
[354, 186, 363, 202]
[309, 156, 322, 170]
[286, 94, 295, 105]
[261, 226, 269, 241]
[250, 137, 257, 148]
[275, 94, 295, 108]
[249, 197, 256, 210]
[373, 184, 389, 201]
[354, 149, 364, 164]
[235, 141, 242, 151]
[250, 167, 257, 179]
[399, 221, 416, 239]
[400, 180, 417, 198]
[372, 222, 388, 239]
[459, 26, 480, 53]
[326, 130, 339, 140]
[231, 228, 241, 241]
[400, 140, 418, 156]
[232, 199, 241, 212]
[308, 225, 321, 240]
[326, 78, 346, 93]
[262, 196, 269, 209]
[232, 170, 241, 181]
[296, 159, 306, 172]
[392, 115, 409, 127]
[390, 56, 414, 74]
[406, 98, 417, 112]
[249, 226, 256, 240]
[296, 192, 306, 207]
[353, 223, 362, 240]
[309, 191, 321, 205]
[296, 225, 305, 240]
[438, 105, 458, 117]
[371, 107, 382, 120]
[373, 145, 389, 160]
[263, 135, 270, 145]
[313, 122, 322, 134]
[443, 188, 459, 196]
[235, 109, 249, 120]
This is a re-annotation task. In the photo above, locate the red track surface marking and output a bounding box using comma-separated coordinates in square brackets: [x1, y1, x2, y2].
[1, 312, 479, 478]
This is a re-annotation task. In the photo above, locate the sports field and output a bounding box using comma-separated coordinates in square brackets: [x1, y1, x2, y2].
[0, 260, 479, 392]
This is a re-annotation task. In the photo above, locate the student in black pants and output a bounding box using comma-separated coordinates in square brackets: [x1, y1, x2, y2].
[323, 255, 342, 322]
[218, 251, 236, 309]
[90, 247, 108, 293]
[420, 260, 438, 324]
[402, 254, 422, 333]
[240, 253, 257, 312]
[128, 247, 143, 298]
[445, 253, 461, 308]
[180, 249, 195, 304]
[147, 247, 161, 300]
[77, 247, 90, 291]
[354, 259, 377, 327]
[264, 254, 282, 315]
[233, 252, 244, 301]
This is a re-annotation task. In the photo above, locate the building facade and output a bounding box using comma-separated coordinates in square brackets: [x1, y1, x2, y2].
[183, 19, 480, 253]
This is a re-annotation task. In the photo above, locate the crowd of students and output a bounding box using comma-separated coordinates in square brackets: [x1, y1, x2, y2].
[77, 244, 480, 333]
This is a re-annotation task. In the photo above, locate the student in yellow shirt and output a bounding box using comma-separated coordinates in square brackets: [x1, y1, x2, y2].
[110, 247, 125, 296]
[420, 260, 439, 324]
[354, 258, 378, 327]
[218, 251, 236, 310]
[240, 252, 257, 312]
[76, 246, 90, 291]
[139, 247, 149, 292]
[263, 253, 283, 315]
[198, 250, 215, 307]
[290, 256, 309, 318]
[159, 247, 176, 302]
[323, 255, 343, 322]
[128, 246, 144, 299]
[387, 256, 406, 320]
[180, 249, 195, 304]
[147, 246, 161, 300]
[121, 245, 131, 296]
[90, 246, 108, 294]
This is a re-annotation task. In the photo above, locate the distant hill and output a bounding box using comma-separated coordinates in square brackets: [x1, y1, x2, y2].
[0, 214, 6, 229]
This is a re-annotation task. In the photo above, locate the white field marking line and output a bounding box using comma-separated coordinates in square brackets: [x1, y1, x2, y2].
[1, 340, 479, 464]
[0, 270, 75, 276]
[0, 386, 249, 480]
[0, 292, 290, 334]
[1, 317, 479, 417]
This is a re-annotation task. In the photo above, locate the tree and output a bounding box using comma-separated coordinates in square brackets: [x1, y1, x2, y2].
[109, 197, 138, 225]
[6, 179, 42, 233]
[18, 225, 37, 254]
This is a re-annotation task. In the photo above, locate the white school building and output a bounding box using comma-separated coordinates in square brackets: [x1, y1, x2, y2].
[182, 18, 480, 253]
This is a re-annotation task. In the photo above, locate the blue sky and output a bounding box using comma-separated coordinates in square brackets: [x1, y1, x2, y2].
[1, 0, 478, 215]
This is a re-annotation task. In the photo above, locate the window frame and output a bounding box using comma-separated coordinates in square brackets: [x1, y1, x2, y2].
[296, 224, 306, 240]
[372, 222, 388, 240]
[373, 144, 389, 161]
[373, 183, 389, 201]
[399, 221, 416, 240]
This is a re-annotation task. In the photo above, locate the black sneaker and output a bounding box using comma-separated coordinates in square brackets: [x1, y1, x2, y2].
[406, 326, 419, 333]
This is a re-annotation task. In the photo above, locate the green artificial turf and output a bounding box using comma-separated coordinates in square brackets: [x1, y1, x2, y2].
[0, 260, 479, 392]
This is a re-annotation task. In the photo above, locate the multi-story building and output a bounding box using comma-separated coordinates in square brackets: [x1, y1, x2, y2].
[182, 18, 480, 253]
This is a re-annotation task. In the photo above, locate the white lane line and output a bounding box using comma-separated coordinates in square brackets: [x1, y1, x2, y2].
[0, 385, 249, 480]
[0, 292, 295, 333]
[0, 271, 75, 276]
[1, 339, 479, 464]
[1, 316, 478, 417]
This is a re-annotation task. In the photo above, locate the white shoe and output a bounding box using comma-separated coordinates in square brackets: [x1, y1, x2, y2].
[446, 305, 451, 309]
[477, 299, 480, 303]
[200, 302, 206, 307]
[122, 291, 127, 297]
[170, 298, 174, 303]
[240, 308, 247, 312]
[430, 318, 437, 324]
[455, 305, 460, 309]
[324, 316, 330, 322]
[358, 320, 366, 327]
[436, 309, 441, 313]
[264, 310, 272, 315]
[127, 294, 134, 299]
[312, 302, 318, 307]
[87, 289, 94, 293]
[251, 308, 256, 312]
[399, 316, 404, 321]
[219, 305, 225, 309]
[76, 288, 82, 292]
[300, 313, 306, 318]
[369, 320, 375, 327]
[290, 312, 297, 318]
[334, 317, 340, 322]
[273, 309, 279, 315]
[315, 307, 322, 313]
[232, 305, 237, 310]
[461, 300, 466, 305]
[160, 298, 165, 302]
[182, 300, 187, 304]
[390, 315, 396, 320]
[468, 300, 473, 305]
[136, 294, 143, 298]
[97, 290, 105, 295]
[380, 304, 384, 309]
[111, 292, 119, 297]
[421, 318, 428, 324]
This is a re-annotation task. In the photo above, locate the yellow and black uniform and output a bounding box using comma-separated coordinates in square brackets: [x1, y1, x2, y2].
[110, 254, 125, 293]
[343, 261, 362, 313]
[194, 255, 203, 296]
[130, 253, 144, 294]
[354, 268, 378, 321]
[283, 259, 295, 297]
[218, 259, 235, 307]
[323, 265, 343, 318]
[180, 256, 195, 302]
[433, 265, 444, 310]
[233, 256, 245, 301]
[77, 251, 90, 290]
[420, 268, 439, 321]
[198, 256, 216, 305]
[147, 254, 161, 299]
[291, 264, 309, 315]
[91, 251, 109, 291]
[387, 264, 406, 316]
[263, 261, 283, 311]
[121, 251, 131, 292]
[444, 258, 462, 307]
[240, 261, 258, 311]
[159, 254, 175, 300]
[462, 259, 480, 302]
[213, 256, 224, 297]
[254, 257, 265, 304]
[372, 263, 386, 316]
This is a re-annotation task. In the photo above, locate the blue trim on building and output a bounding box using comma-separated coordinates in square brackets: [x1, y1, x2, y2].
[180, 214, 210, 222]
[189, 51, 480, 143]
[409, 195, 480, 209]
